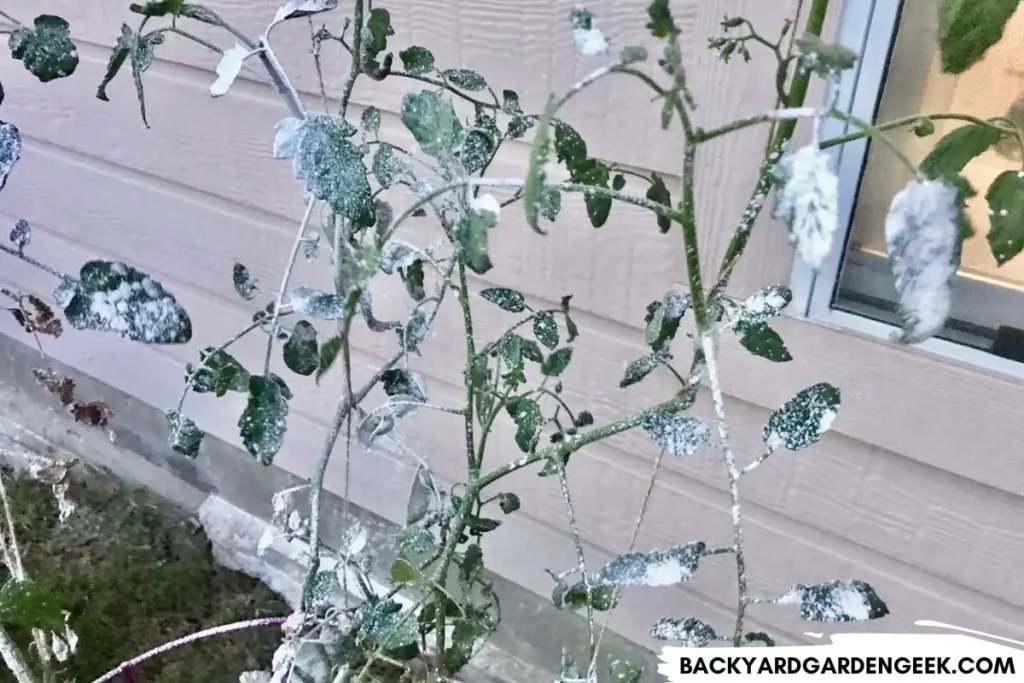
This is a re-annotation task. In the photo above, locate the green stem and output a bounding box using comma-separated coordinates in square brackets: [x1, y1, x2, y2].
[819, 112, 1013, 149]
[827, 108, 917, 175]
[338, 0, 364, 116]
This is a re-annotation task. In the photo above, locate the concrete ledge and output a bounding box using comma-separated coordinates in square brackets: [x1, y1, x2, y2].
[0, 331, 661, 683]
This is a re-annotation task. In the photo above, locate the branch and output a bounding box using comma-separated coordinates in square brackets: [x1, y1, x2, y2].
[264, 198, 316, 375]
[0, 626, 36, 683]
[0, 245, 68, 280]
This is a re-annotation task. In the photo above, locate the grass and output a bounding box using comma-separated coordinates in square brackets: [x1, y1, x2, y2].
[0, 464, 290, 683]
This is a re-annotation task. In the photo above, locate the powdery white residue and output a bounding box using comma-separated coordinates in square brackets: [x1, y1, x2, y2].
[728, 284, 792, 330]
[650, 617, 716, 646]
[289, 286, 347, 319]
[86, 275, 187, 343]
[0, 121, 22, 190]
[470, 192, 502, 221]
[772, 144, 839, 271]
[782, 580, 886, 622]
[210, 43, 249, 97]
[596, 541, 706, 587]
[642, 413, 710, 457]
[569, 7, 609, 56]
[883, 179, 959, 344]
[762, 382, 840, 453]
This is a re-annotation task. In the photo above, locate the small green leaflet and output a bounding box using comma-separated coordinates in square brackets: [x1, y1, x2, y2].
[398, 46, 434, 75]
[506, 396, 541, 452]
[293, 116, 375, 227]
[232, 262, 259, 300]
[443, 68, 487, 92]
[919, 124, 1003, 180]
[728, 285, 793, 363]
[8, 15, 79, 83]
[533, 312, 558, 348]
[165, 409, 204, 458]
[646, 172, 673, 232]
[562, 583, 619, 611]
[283, 320, 319, 376]
[763, 382, 840, 453]
[0, 579, 65, 631]
[401, 91, 463, 159]
[984, 170, 1024, 264]
[390, 557, 420, 584]
[129, 30, 166, 127]
[316, 335, 342, 384]
[187, 347, 249, 396]
[239, 375, 290, 465]
[457, 206, 496, 274]
[596, 542, 705, 587]
[480, 287, 525, 312]
[523, 99, 555, 232]
[642, 413, 709, 457]
[541, 347, 572, 376]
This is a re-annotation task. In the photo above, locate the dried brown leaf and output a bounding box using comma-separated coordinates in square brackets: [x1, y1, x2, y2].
[33, 368, 76, 406]
[70, 401, 113, 429]
[10, 295, 63, 337]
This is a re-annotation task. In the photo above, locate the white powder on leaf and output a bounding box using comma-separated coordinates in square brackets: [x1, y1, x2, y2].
[470, 192, 501, 221]
[596, 542, 706, 587]
[883, 179, 960, 344]
[570, 7, 610, 56]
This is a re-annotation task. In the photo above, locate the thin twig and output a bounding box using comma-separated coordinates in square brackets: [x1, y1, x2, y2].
[0, 245, 68, 280]
[0, 9, 23, 26]
[557, 466, 595, 657]
[0, 625, 36, 683]
[264, 198, 316, 375]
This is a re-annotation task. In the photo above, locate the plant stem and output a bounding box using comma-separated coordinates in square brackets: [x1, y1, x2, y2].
[89, 617, 286, 683]
[0, 245, 67, 280]
[264, 198, 316, 375]
[338, 0, 364, 116]
[457, 262, 479, 476]
[557, 466, 595, 656]
[819, 112, 1012, 149]
[699, 334, 747, 644]
[0, 626, 36, 683]
[828, 108, 917, 175]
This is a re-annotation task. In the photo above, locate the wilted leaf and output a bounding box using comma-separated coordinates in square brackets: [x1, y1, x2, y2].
[884, 179, 961, 343]
[283, 320, 319, 376]
[273, 0, 339, 23]
[506, 396, 541, 452]
[642, 413, 709, 457]
[646, 172, 673, 232]
[361, 106, 381, 135]
[56, 261, 191, 344]
[650, 617, 717, 646]
[596, 542, 706, 587]
[772, 144, 839, 271]
[780, 579, 889, 622]
[0, 121, 22, 192]
[294, 116, 374, 227]
[381, 368, 427, 402]
[763, 382, 840, 453]
[129, 30, 166, 127]
[32, 368, 76, 406]
[239, 375, 290, 465]
[231, 263, 259, 300]
[498, 492, 520, 514]
[11, 295, 63, 338]
[289, 287, 348, 320]
[457, 206, 496, 274]
[541, 347, 573, 377]
[9, 218, 30, 252]
[480, 287, 525, 312]
[8, 15, 79, 83]
[443, 68, 487, 91]
[794, 34, 858, 76]
[398, 46, 434, 75]
[984, 169, 1024, 264]
[569, 8, 610, 56]
[96, 25, 134, 102]
[316, 335, 342, 385]
[165, 409, 204, 458]
[209, 43, 249, 97]
[401, 91, 463, 159]
[406, 464, 434, 524]
[938, 0, 1018, 74]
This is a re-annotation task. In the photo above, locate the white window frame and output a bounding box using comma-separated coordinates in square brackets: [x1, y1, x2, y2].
[787, 0, 1024, 379]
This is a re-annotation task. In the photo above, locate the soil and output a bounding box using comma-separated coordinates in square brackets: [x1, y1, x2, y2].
[0, 464, 290, 683]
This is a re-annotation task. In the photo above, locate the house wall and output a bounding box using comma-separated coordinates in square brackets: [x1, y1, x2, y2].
[2, 0, 1023, 653]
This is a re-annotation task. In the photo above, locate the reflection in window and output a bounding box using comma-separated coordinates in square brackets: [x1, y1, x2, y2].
[834, 0, 1024, 355]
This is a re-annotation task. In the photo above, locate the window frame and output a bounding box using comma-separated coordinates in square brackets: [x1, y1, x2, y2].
[787, 0, 1024, 380]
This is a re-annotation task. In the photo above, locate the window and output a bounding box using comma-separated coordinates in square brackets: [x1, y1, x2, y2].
[791, 0, 1024, 374]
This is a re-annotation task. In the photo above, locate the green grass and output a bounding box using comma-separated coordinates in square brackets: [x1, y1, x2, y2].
[0, 465, 290, 683]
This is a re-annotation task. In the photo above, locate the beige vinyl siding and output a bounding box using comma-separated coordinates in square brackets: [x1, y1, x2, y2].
[1, 0, 1023, 652]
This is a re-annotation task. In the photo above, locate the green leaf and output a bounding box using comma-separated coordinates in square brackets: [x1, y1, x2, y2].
[444, 610, 494, 673]
[480, 287, 526, 312]
[920, 123, 1003, 179]
[537, 186, 562, 222]
[642, 413, 709, 456]
[294, 116, 375, 227]
[621, 45, 648, 64]
[238, 375, 289, 465]
[646, 172, 673, 232]
[398, 46, 434, 75]
[165, 409, 204, 458]
[232, 262, 259, 300]
[401, 91, 463, 160]
[9, 15, 79, 83]
[0, 121, 18, 191]
[763, 382, 840, 453]
[361, 106, 381, 135]
[290, 287, 348, 320]
[553, 120, 587, 169]
[55, 261, 192, 343]
[456, 207, 496, 274]
[316, 335, 342, 385]
[443, 68, 487, 91]
[468, 517, 501, 533]
[564, 583, 620, 611]
[506, 396, 541, 452]
[381, 368, 427, 401]
[985, 169, 1024, 264]
[533, 312, 558, 348]
[646, 0, 678, 38]
[571, 159, 612, 227]
[364, 8, 391, 58]
[306, 569, 339, 611]
[507, 115, 533, 140]
[783, 579, 889, 622]
[357, 600, 418, 650]
[744, 632, 776, 647]
[394, 525, 436, 555]
[794, 34, 859, 76]
[938, 0, 1018, 74]
[498, 492, 520, 514]
[609, 660, 643, 683]
[650, 617, 716, 646]
[179, 4, 221, 24]
[390, 557, 420, 584]
[97, 25, 133, 101]
[0, 580, 64, 631]
[645, 291, 689, 351]
[129, 30, 165, 127]
[737, 323, 791, 362]
[620, 353, 663, 388]
[728, 285, 793, 362]
[541, 347, 573, 376]
[612, 174, 626, 191]
[283, 320, 319, 376]
[187, 347, 250, 396]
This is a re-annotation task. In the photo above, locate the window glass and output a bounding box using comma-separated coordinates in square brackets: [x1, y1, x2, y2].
[834, 0, 1024, 353]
